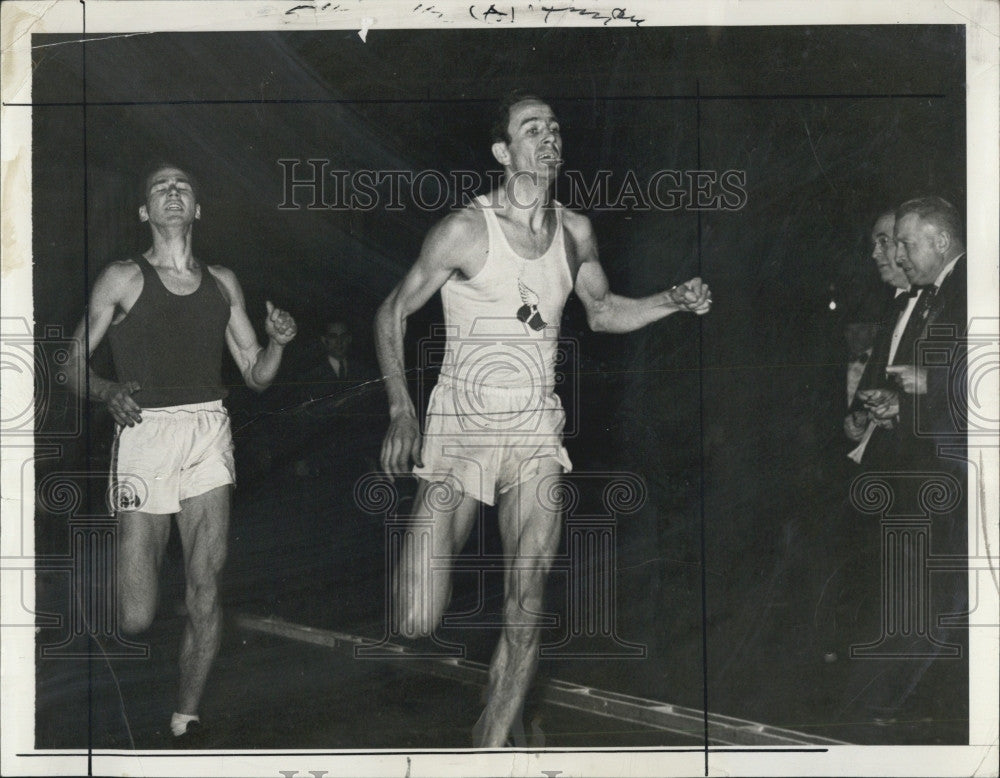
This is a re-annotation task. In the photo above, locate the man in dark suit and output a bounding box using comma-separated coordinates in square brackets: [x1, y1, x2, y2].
[844, 209, 912, 446]
[294, 319, 374, 403]
[852, 197, 966, 470]
[292, 318, 381, 477]
[840, 196, 967, 730]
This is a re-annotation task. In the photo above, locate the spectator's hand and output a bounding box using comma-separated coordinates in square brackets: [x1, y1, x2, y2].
[886, 364, 927, 395]
[855, 388, 882, 407]
[265, 300, 297, 345]
[104, 381, 142, 427]
[844, 409, 870, 441]
[861, 388, 900, 425]
[380, 413, 423, 480]
[668, 277, 712, 315]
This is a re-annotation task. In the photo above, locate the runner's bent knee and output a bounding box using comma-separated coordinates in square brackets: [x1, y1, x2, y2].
[184, 579, 221, 623]
[118, 594, 157, 634]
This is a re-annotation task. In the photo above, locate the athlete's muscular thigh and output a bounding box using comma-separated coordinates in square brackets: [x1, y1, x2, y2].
[412, 477, 480, 550]
[498, 457, 563, 562]
[116, 510, 171, 633]
[396, 477, 479, 635]
[175, 485, 231, 594]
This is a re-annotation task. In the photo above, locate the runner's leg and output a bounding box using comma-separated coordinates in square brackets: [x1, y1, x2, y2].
[476, 458, 562, 747]
[395, 477, 479, 637]
[116, 510, 171, 634]
[174, 484, 230, 716]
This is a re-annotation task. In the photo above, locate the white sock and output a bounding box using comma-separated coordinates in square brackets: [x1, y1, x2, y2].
[170, 712, 200, 736]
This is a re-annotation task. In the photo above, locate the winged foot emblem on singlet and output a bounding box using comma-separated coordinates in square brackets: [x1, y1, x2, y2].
[516, 280, 547, 331]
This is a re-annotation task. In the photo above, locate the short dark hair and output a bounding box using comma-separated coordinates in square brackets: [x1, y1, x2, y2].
[895, 196, 964, 244]
[874, 208, 896, 225]
[323, 319, 350, 334]
[138, 161, 201, 206]
[490, 90, 546, 145]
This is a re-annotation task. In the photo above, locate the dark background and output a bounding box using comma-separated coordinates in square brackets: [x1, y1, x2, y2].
[32, 25, 967, 746]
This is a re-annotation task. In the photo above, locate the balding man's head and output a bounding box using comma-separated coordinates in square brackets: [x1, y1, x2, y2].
[894, 197, 964, 286]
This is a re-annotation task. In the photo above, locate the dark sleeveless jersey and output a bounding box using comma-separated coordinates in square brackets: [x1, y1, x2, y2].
[107, 256, 231, 408]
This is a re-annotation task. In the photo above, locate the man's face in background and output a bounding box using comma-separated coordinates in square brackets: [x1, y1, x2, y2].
[871, 213, 908, 290]
[322, 321, 351, 360]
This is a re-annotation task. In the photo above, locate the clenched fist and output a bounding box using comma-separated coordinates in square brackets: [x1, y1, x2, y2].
[668, 277, 712, 315]
[265, 300, 297, 345]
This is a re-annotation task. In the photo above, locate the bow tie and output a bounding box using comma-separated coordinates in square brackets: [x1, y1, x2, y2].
[893, 285, 934, 314]
[906, 284, 937, 298]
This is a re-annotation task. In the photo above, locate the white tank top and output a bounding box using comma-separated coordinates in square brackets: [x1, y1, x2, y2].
[439, 194, 573, 392]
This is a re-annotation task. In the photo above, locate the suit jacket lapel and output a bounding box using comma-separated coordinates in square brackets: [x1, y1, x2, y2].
[892, 256, 964, 365]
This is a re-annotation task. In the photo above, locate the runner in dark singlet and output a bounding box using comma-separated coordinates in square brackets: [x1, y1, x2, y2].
[68, 163, 297, 744]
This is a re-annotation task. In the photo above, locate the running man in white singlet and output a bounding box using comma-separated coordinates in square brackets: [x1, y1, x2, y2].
[375, 93, 712, 747]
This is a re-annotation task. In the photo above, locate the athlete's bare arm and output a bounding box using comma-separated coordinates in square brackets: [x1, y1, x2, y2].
[207, 266, 297, 392]
[376, 208, 487, 477]
[68, 260, 146, 427]
[564, 211, 712, 333]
